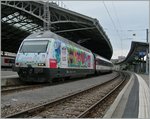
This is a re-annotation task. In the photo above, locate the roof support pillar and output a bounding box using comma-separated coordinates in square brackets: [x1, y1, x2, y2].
[146, 29, 149, 74]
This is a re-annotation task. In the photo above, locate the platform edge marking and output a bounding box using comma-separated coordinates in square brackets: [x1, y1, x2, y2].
[136, 74, 150, 118]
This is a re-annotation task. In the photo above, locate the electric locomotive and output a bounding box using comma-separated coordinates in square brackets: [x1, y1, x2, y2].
[15, 31, 95, 82]
[15, 31, 113, 83]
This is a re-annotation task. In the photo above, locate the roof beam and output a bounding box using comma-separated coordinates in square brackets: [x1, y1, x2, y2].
[55, 26, 96, 33]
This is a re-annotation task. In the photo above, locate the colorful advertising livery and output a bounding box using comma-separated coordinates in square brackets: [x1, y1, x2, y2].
[15, 31, 95, 82]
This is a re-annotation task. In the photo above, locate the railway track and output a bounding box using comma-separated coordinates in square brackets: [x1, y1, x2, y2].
[1, 84, 49, 95]
[1, 77, 86, 95]
[5, 72, 129, 118]
[1, 73, 112, 95]
[78, 72, 129, 118]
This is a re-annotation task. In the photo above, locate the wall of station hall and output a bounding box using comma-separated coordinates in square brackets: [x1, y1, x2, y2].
[128, 62, 149, 74]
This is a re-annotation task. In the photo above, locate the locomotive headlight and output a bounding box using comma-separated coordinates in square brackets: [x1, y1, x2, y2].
[38, 63, 45, 66]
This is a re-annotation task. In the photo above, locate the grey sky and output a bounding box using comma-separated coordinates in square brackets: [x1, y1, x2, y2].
[62, 1, 149, 59]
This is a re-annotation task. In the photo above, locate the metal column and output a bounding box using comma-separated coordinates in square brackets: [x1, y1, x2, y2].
[146, 29, 149, 74]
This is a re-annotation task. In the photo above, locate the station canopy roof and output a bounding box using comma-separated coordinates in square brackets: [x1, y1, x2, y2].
[117, 41, 149, 64]
[1, 1, 113, 59]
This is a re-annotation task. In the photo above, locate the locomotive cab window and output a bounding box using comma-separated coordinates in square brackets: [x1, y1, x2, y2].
[20, 40, 49, 53]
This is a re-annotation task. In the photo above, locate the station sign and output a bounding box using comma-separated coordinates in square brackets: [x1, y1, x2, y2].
[139, 51, 146, 57]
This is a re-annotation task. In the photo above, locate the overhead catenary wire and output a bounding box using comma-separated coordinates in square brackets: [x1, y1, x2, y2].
[111, 1, 127, 39]
[111, 1, 129, 55]
[102, 1, 122, 40]
[102, 1, 123, 56]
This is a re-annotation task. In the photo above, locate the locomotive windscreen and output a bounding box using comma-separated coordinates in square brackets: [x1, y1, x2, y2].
[19, 40, 49, 53]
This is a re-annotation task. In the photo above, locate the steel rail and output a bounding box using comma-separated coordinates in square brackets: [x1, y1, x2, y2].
[1, 84, 49, 94]
[77, 72, 127, 118]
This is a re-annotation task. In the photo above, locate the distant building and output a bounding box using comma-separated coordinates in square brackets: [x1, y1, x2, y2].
[118, 56, 126, 62]
[111, 59, 119, 64]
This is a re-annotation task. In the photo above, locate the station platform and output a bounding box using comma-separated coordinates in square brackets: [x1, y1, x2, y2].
[104, 72, 149, 118]
[1, 70, 21, 86]
[1, 70, 18, 77]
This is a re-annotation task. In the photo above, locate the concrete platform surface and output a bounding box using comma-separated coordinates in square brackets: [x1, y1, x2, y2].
[139, 74, 149, 86]
[1, 70, 18, 77]
[1, 71, 20, 86]
[104, 72, 150, 118]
